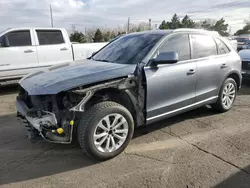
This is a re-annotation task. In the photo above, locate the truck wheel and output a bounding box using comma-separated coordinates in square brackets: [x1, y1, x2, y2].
[211, 78, 237, 112]
[77, 101, 134, 161]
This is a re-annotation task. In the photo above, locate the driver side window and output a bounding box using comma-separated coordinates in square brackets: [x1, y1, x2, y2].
[0, 36, 3, 47]
[5, 30, 31, 47]
[156, 34, 191, 61]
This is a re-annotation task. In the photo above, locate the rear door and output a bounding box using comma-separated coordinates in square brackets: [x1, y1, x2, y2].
[35, 29, 72, 67]
[0, 30, 38, 79]
[190, 34, 230, 102]
[145, 33, 197, 124]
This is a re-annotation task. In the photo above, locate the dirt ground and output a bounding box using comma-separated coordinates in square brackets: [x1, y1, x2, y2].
[1, 82, 250, 188]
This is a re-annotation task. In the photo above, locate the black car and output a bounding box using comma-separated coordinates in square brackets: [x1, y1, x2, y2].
[235, 36, 250, 51]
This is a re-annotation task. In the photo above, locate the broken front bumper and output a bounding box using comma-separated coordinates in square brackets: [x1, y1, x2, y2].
[16, 98, 74, 144]
[16, 99, 57, 131]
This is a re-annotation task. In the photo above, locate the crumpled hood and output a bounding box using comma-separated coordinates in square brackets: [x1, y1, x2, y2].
[20, 59, 137, 95]
[239, 49, 250, 61]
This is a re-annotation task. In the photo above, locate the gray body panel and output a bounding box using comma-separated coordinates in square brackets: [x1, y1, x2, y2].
[195, 55, 228, 102]
[144, 61, 197, 122]
[144, 30, 241, 124]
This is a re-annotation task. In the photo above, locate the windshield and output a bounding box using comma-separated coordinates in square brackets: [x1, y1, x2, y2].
[0, 28, 9, 36]
[92, 33, 164, 64]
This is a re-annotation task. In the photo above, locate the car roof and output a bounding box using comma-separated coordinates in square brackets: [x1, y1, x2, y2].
[4, 27, 64, 30]
[0, 27, 66, 35]
[236, 36, 250, 39]
[126, 30, 174, 36]
[127, 29, 219, 36]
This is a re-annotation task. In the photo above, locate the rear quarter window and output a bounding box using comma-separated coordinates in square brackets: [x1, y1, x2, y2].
[36, 30, 64, 45]
[215, 38, 230, 54]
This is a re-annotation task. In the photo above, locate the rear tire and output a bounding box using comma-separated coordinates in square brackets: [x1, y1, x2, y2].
[77, 101, 134, 161]
[211, 78, 237, 112]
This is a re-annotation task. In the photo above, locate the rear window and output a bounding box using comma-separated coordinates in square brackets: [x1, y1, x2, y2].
[36, 30, 64, 45]
[6, 30, 31, 47]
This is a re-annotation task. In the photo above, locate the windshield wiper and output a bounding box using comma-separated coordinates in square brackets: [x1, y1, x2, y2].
[94, 59, 110, 62]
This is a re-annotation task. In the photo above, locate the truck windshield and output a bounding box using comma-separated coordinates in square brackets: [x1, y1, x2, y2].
[92, 33, 164, 64]
[0, 28, 9, 36]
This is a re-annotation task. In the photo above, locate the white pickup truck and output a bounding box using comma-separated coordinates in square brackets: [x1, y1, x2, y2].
[0, 28, 107, 85]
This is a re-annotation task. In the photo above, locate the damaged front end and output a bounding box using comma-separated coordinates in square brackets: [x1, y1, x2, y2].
[16, 75, 144, 144]
[16, 88, 84, 143]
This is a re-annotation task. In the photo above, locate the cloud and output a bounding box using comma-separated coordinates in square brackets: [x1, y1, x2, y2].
[0, 0, 249, 33]
[212, 0, 250, 9]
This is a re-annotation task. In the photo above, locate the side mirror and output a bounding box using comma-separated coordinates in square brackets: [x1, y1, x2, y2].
[150, 52, 179, 66]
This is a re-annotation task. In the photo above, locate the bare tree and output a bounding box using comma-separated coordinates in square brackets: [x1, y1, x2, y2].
[85, 28, 96, 43]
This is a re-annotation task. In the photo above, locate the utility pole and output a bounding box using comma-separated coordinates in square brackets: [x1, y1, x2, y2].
[127, 17, 130, 34]
[50, 5, 54, 28]
[71, 24, 76, 32]
[154, 24, 158, 30]
[229, 25, 232, 35]
[85, 27, 88, 42]
[148, 19, 152, 30]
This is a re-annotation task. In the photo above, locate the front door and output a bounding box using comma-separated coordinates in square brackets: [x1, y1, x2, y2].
[144, 33, 197, 124]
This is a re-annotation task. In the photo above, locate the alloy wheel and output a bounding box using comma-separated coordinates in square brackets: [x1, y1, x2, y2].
[222, 82, 236, 109]
[93, 113, 129, 153]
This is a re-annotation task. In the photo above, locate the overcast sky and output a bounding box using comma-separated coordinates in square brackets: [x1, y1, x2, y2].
[0, 0, 249, 33]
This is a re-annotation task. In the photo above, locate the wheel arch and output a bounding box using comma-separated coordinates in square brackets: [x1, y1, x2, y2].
[85, 87, 137, 123]
[226, 71, 241, 91]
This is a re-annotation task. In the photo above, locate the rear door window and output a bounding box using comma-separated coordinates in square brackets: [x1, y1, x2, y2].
[36, 30, 64, 45]
[6, 30, 31, 47]
[191, 34, 217, 59]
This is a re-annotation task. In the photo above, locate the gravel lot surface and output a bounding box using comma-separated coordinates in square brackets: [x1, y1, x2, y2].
[1, 83, 250, 188]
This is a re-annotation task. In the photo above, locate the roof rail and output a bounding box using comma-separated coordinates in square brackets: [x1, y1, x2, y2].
[174, 28, 219, 35]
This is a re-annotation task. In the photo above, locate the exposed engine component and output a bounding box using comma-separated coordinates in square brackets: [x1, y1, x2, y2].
[17, 89, 81, 144]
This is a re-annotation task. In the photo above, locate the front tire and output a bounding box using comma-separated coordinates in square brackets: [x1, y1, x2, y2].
[77, 101, 134, 161]
[211, 78, 237, 112]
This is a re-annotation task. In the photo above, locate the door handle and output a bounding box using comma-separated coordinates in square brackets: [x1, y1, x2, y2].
[221, 63, 227, 69]
[60, 47, 68, 51]
[187, 69, 195, 75]
[24, 49, 35, 53]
